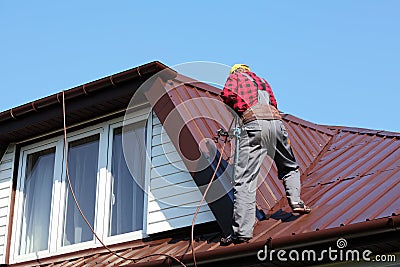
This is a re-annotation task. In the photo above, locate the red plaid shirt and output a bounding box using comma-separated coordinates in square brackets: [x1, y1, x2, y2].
[221, 71, 278, 114]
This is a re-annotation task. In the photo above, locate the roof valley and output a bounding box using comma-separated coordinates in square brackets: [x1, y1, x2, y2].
[299, 128, 338, 184]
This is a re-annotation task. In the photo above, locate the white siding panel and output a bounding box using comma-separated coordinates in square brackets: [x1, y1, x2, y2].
[0, 198, 9, 210]
[152, 114, 162, 125]
[0, 217, 6, 227]
[0, 144, 15, 264]
[148, 204, 211, 224]
[152, 143, 176, 157]
[0, 161, 12, 172]
[148, 190, 208, 209]
[150, 162, 186, 179]
[0, 245, 3, 263]
[152, 124, 164, 136]
[0, 170, 11, 182]
[0, 150, 14, 163]
[150, 181, 201, 200]
[151, 172, 192, 190]
[151, 152, 183, 168]
[0, 226, 5, 236]
[148, 199, 206, 212]
[147, 211, 213, 234]
[0, 181, 11, 191]
[152, 132, 172, 146]
[0, 207, 8, 217]
[148, 113, 215, 234]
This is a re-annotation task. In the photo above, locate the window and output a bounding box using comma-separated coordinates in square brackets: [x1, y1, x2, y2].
[109, 123, 146, 236]
[63, 135, 100, 245]
[19, 147, 55, 254]
[12, 110, 151, 261]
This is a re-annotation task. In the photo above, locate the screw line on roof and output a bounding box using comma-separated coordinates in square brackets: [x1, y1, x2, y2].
[348, 171, 400, 224]
[302, 133, 380, 186]
[325, 137, 389, 181]
[319, 173, 398, 230]
[251, 219, 283, 243]
[297, 162, 399, 233]
[338, 141, 391, 179]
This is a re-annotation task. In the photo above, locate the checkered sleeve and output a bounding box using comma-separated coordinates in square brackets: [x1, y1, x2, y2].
[264, 80, 278, 109]
[221, 73, 238, 107]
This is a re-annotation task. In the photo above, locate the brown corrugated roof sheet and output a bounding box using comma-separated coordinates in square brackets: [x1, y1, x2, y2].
[6, 67, 400, 266]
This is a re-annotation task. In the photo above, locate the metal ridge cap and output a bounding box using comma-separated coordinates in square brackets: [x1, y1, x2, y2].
[172, 73, 222, 95]
[0, 61, 171, 123]
[281, 113, 335, 136]
[329, 125, 400, 138]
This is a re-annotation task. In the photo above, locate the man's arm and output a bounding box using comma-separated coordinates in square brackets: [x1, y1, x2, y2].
[266, 87, 278, 109]
[263, 80, 278, 109]
[220, 73, 238, 107]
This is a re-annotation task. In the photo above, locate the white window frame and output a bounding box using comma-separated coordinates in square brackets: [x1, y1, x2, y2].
[11, 138, 63, 262]
[10, 107, 152, 263]
[101, 112, 152, 245]
[56, 126, 104, 254]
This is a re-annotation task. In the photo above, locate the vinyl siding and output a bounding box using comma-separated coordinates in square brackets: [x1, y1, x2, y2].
[0, 144, 15, 264]
[147, 113, 215, 234]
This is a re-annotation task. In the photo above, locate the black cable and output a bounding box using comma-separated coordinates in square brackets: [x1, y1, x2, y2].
[190, 117, 236, 267]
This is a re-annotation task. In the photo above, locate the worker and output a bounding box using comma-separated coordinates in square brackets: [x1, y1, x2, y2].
[220, 64, 311, 246]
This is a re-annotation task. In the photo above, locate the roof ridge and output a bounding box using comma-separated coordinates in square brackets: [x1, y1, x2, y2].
[298, 125, 395, 187]
[171, 76, 400, 139]
[172, 74, 222, 95]
[281, 113, 335, 136]
[328, 126, 400, 139]
[282, 115, 400, 139]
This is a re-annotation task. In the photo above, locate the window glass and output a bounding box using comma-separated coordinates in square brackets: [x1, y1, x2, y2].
[19, 147, 55, 254]
[63, 135, 99, 245]
[109, 121, 146, 236]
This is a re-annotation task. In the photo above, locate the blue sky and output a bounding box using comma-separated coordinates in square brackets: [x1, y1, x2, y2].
[1, 1, 399, 131]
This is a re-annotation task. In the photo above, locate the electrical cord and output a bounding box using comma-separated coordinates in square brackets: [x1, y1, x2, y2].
[61, 90, 187, 267]
[190, 117, 236, 267]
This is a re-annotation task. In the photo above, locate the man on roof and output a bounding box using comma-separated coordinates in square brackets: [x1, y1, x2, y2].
[220, 64, 311, 246]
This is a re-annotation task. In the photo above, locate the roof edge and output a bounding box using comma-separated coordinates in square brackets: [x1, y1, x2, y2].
[0, 61, 175, 123]
[127, 215, 400, 267]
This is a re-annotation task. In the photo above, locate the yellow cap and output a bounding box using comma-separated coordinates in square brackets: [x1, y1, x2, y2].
[230, 64, 250, 74]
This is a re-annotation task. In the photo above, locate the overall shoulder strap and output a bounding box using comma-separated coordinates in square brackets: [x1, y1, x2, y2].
[241, 72, 255, 82]
[241, 72, 270, 104]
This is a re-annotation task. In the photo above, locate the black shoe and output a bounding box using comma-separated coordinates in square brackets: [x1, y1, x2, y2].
[220, 234, 251, 246]
[291, 201, 311, 214]
[220, 234, 237, 246]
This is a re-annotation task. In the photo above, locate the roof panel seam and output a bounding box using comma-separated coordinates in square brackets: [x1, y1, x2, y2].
[301, 128, 338, 183]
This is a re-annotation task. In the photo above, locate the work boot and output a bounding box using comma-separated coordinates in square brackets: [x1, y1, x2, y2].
[220, 234, 251, 246]
[290, 201, 311, 214]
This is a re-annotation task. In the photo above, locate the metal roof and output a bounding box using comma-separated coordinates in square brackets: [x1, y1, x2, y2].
[5, 67, 400, 266]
